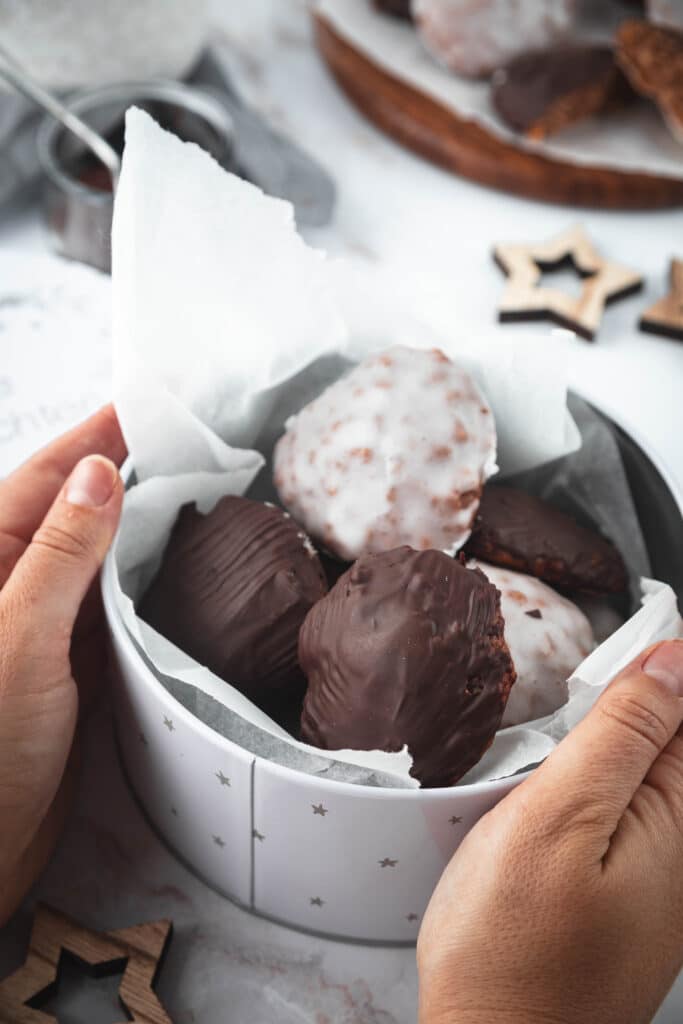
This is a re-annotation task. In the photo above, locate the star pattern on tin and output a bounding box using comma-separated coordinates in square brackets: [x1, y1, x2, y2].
[406, 913, 419, 922]
[311, 803, 328, 816]
[253, 829, 265, 842]
[212, 835, 226, 848]
[215, 770, 231, 787]
[494, 223, 642, 341]
[310, 897, 325, 907]
[163, 716, 175, 732]
[379, 858, 398, 868]
[449, 815, 463, 825]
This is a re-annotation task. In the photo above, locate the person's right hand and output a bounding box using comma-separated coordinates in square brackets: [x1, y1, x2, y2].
[418, 639, 683, 1024]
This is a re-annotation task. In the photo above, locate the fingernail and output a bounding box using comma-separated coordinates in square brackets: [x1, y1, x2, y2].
[642, 640, 683, 697]
[65, 455, 118, 509]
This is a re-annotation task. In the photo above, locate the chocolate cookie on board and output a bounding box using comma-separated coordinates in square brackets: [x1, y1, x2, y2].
[139, 496, 327, 707]
[492, 45, 633, 139]
[617, 19, 683, 141]
[465, 485, 628, 595]
[299, 547, 516, 788]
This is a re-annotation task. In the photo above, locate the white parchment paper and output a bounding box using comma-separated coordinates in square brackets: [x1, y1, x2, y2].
[110, 110, 682, 789]
[316, 0, 683, 180]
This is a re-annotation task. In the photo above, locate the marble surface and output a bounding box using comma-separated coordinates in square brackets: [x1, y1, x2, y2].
[0, 1, 682, 1021]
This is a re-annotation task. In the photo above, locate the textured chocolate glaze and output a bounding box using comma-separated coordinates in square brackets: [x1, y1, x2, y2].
[139, 496, 327, 706]
[373, 0, 413, 19]
[299, 547, 516, 788]
[492, 45, 631, 139]
[465, 485, 628, 594]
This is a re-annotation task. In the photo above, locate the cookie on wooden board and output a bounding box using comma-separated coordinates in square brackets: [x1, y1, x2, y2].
[617, 19, 683, 141]
[492, 45, 634, 140]
[413, 0, 578, 78]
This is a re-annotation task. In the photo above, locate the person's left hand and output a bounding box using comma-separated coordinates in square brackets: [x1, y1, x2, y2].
[0, 406, 126, 926]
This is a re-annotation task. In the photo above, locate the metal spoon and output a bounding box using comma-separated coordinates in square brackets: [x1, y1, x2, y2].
[0, 42, 120, 190]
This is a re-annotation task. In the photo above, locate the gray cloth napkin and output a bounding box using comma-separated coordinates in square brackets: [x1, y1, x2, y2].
[0, 48, 335, 227]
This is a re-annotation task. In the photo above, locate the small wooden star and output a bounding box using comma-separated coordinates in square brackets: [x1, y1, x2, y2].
[406, 913, 419, 922]
[163, 717, 175, 733]
[253, 829, 265, 842]
[379, 857, 398, 868]
[212, 835, 226, 848]
[311, 803, 328, 816]
[215, 770, 231, 787]
[494, 223, 643, 340]
[449, 815, 463, 825]
[309, 897, 325, 907]
[640, 258, 683, 341]
[0, 903, 173, 1024]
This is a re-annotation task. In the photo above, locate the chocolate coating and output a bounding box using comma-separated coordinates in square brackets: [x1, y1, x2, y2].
[139, 496, 327, 706]
[299, 547, 516, 788]
[465, 485, 628, 594]
[492, 45, 632, 139]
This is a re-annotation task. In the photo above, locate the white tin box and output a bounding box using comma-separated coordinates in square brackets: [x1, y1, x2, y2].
[102, 405, 683, 944]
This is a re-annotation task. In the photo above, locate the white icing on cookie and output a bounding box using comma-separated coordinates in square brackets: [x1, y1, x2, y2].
[414, 0, 577, 78]
[274, 346, 497, 561]
[470, 560, 595, 727]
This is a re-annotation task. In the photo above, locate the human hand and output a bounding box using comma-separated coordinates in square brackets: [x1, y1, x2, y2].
[418, 639, 683, 1024]
[0, 406, 125, 926]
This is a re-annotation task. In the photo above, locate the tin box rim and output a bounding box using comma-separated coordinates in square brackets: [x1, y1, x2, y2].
[101, 395, 683, 798]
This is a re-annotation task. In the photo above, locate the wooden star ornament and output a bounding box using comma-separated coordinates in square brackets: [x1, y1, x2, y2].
[0, 904, 173, 1024]
[639, 258, 683, 342]
[494, 223, 643, 340]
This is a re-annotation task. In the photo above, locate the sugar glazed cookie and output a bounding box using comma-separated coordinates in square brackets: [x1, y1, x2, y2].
[470, 560, 596, 727]
[274, 346, 497, 561]
[414, 0, 578, 78]
[465, 485, 628, 594]
[299, 548, 517, 787]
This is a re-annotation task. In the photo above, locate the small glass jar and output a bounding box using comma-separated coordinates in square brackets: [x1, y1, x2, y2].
[37, 79, 234, 273]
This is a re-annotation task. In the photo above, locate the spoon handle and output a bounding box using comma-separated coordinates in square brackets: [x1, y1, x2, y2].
[0, 43, 120, 188]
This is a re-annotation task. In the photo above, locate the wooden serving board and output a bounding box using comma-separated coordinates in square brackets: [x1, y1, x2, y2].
[314, 12, 683, 209]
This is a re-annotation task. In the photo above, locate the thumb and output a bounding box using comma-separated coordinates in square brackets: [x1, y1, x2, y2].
[526, 640, 683, 844]
[1, 455, 123, 668]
